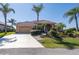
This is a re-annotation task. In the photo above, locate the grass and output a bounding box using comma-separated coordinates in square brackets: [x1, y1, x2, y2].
[0, 32, 15, 38]
[74, 31, 79, 35]
[39, 37, 79, 49]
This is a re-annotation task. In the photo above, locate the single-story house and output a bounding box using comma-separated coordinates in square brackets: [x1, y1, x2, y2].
[16, 20, 56, 33]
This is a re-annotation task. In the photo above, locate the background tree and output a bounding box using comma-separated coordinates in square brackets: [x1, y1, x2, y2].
[8, 18, 16, 29]
[32, 4, 43, 22]
[64, 7, 79, 31]
[0, 3, 15, 33]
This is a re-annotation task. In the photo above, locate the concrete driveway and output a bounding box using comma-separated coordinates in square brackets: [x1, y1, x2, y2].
[0, 34, 44, 48]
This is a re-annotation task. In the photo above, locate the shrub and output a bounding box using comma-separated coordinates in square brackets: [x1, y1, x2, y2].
[64, 28, 76, 37]
[0, 29, 5, 32]
[65, 28, 75, 34]
[31, 30, 42, 36]
[48, 29, 59, 38]
[0, 27, 16, 32]
[7, 27, 16, 32]
[73, 31, 79, 37]
[59, 31, 65, 37]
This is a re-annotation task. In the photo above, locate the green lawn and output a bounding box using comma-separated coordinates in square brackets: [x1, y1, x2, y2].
[39, 37, 79, 49]
[74, 31, 79, 35]
[0, 32, 15, 38]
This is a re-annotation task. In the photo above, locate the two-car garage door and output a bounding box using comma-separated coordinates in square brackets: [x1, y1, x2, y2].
[16, 25, 32, 33]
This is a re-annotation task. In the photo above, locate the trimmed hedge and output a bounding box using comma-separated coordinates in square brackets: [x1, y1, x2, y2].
[31, 30, 42, 36]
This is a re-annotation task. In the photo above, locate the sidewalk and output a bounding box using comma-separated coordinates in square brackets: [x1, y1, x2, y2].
[0, 48, 79, 55]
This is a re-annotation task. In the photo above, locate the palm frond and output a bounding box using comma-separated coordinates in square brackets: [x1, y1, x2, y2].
[32, 4, 43, 13]
[0, 8, 3, 11]
[64, 7, 79, 17]
[4, 3, 9, 8]
[0, 3, 4, 7]
[32, 5, 36, 11]
[9, 8, 15, 13]
[64, 11, 75, 17]
[64, 7, 79, 24]
[9, 18, 16, 25]
[69, 16, 75, 23]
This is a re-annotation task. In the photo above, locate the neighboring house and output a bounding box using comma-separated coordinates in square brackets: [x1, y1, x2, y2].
[16, 20, 56, 33]
[0, 21, 5, 31]
[0, 21, 11, 32]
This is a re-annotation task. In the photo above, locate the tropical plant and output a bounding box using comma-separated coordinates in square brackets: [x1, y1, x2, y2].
[32, 4, 43, 22]
[44, 23, 52, 34]
[0, 3, 15, 33]
[56, 23, 66, 31]
[64, 7, 79, 31]
[33, 23, 43, 30]
[8, 18, 16, 29]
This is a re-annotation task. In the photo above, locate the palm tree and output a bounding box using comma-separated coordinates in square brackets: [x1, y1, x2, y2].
[64, 7, 79, 31]
[8, 18, 16, 29]
[32, 4, 43, 22]
[0, 3, 15, 33]
[56, 23, 66, 31]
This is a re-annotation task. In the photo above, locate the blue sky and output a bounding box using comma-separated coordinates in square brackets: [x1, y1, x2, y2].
[0, 3, 79, 28]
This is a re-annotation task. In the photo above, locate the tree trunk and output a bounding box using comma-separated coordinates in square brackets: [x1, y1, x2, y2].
[11, 23, 14, 31]
[4, 13, 7, 34]
[11, 23, 13, 29]
[75, 15, 79, 31]
[37, 13, 39, 22]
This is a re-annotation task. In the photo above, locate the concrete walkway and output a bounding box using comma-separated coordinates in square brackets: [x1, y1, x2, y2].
[0, 34, 44, 48]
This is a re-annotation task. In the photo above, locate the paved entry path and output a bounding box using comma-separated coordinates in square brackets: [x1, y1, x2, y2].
[0, 34, 44, 48]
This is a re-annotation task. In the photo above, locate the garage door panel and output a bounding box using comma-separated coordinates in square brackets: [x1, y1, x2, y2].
[16, 25, 32, 33]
